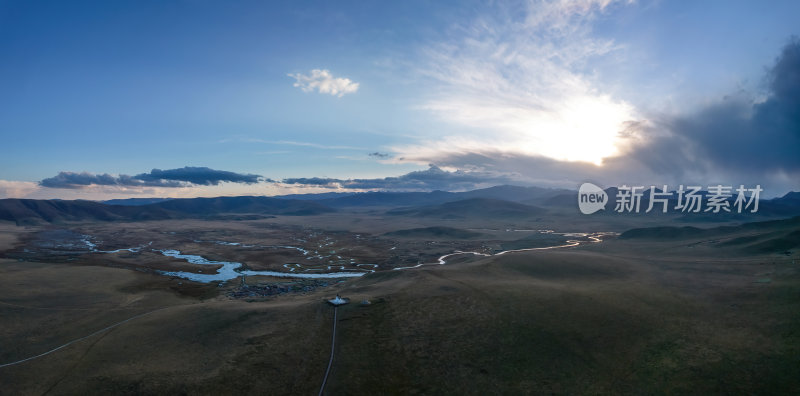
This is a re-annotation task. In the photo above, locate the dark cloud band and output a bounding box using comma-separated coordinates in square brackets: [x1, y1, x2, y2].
[40, 167, 263, 189]
[667, 38, 800, 173]
[281, 165, 519, 191]
[135, 167, 262, 185]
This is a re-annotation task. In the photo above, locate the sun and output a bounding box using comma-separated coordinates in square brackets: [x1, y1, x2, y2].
[522, 95, 635, 166]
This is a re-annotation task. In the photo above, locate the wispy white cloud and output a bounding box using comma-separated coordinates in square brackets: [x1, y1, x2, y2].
[228, 138, 366, 151]
[393, 26, 800, 196]
[288, 69, 359, 97]
[0, 180, 40, 198]
[269, 140, 365, 150]
[401, 0, 637, 165]
[219, 137, 367, 150]
[0, 178, 351, 200]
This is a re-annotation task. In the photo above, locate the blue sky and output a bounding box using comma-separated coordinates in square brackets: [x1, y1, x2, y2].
[1, 0, 799, 199]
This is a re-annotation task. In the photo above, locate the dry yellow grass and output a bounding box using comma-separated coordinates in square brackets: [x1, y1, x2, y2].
[0, 217, 797, 394]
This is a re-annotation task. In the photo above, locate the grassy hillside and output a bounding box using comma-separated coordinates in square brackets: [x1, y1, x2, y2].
[387, 198, 546, 219]
[384, 226, 486, 239]
[327, 246, 800, 394]
[0, 196, 334, 225]
[1, 212, 799, 394]
[3, 233, 797, 394]
[620, 216, 800, 254]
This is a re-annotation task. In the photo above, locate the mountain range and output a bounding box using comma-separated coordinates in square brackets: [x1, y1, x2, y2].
[1, 185, 798, 225]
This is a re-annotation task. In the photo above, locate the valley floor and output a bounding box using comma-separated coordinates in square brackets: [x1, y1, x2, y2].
[0, 220, 798, 394]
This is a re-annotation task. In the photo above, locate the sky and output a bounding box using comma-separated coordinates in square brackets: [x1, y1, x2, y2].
[1, 0, 799, 199]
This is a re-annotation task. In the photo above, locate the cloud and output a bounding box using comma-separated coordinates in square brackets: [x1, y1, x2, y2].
[288, 69, 359, 97]
[410, 0, 637, 165]
[389, 5, 799, 196]
[135, 167, 264, 185]
[39, 172, 182, 189]
[664, 38, 800, 174]
[225, 138, 365, 150]
[524, 0, 626, 31]
[404, 149, 671, 190]
[39, 167, 265, 189]
[381, 39, 800, 196]
[0, 180, 40, 198]
[368, 152, 390, 159]
[267, 140, 365, 150]
[580, 37, 800, 191]
[404, 41, 800, 196]
[281, 165, 520, 191]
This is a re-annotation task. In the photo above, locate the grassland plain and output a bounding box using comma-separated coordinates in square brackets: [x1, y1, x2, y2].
[328, 244, 799, 394]
[0, 217, 798, 394]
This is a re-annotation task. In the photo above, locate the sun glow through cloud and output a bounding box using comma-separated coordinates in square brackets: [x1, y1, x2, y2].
[416, 93, 634, 166]
[403, 0, 639, 166]
[540, 95, 636, 164]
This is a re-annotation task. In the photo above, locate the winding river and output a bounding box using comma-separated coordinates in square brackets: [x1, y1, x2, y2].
[81, 231, 614, 283]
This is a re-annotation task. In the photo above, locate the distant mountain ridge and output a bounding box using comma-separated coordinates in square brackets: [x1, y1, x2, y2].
[544, 186, 800, 219]
[2, 185, 798, 225]
[315, 185, 571, 208]
[103, 197, 173, 206]
[0, 185, 564, 225]
[102, 185, 570, 208]
[0, 196, 334, 225]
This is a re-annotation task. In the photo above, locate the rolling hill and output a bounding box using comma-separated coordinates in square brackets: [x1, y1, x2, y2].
[315, 185, 569, 208]
[619, 215, 800, 253]
[103, 198, 174, 206]
[0, 196, 335, 225]
[384, 226, 486, 239]
[148, 196, 334, 216]
[4, 185, 799, 225]
[386, 198, 546, 219]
